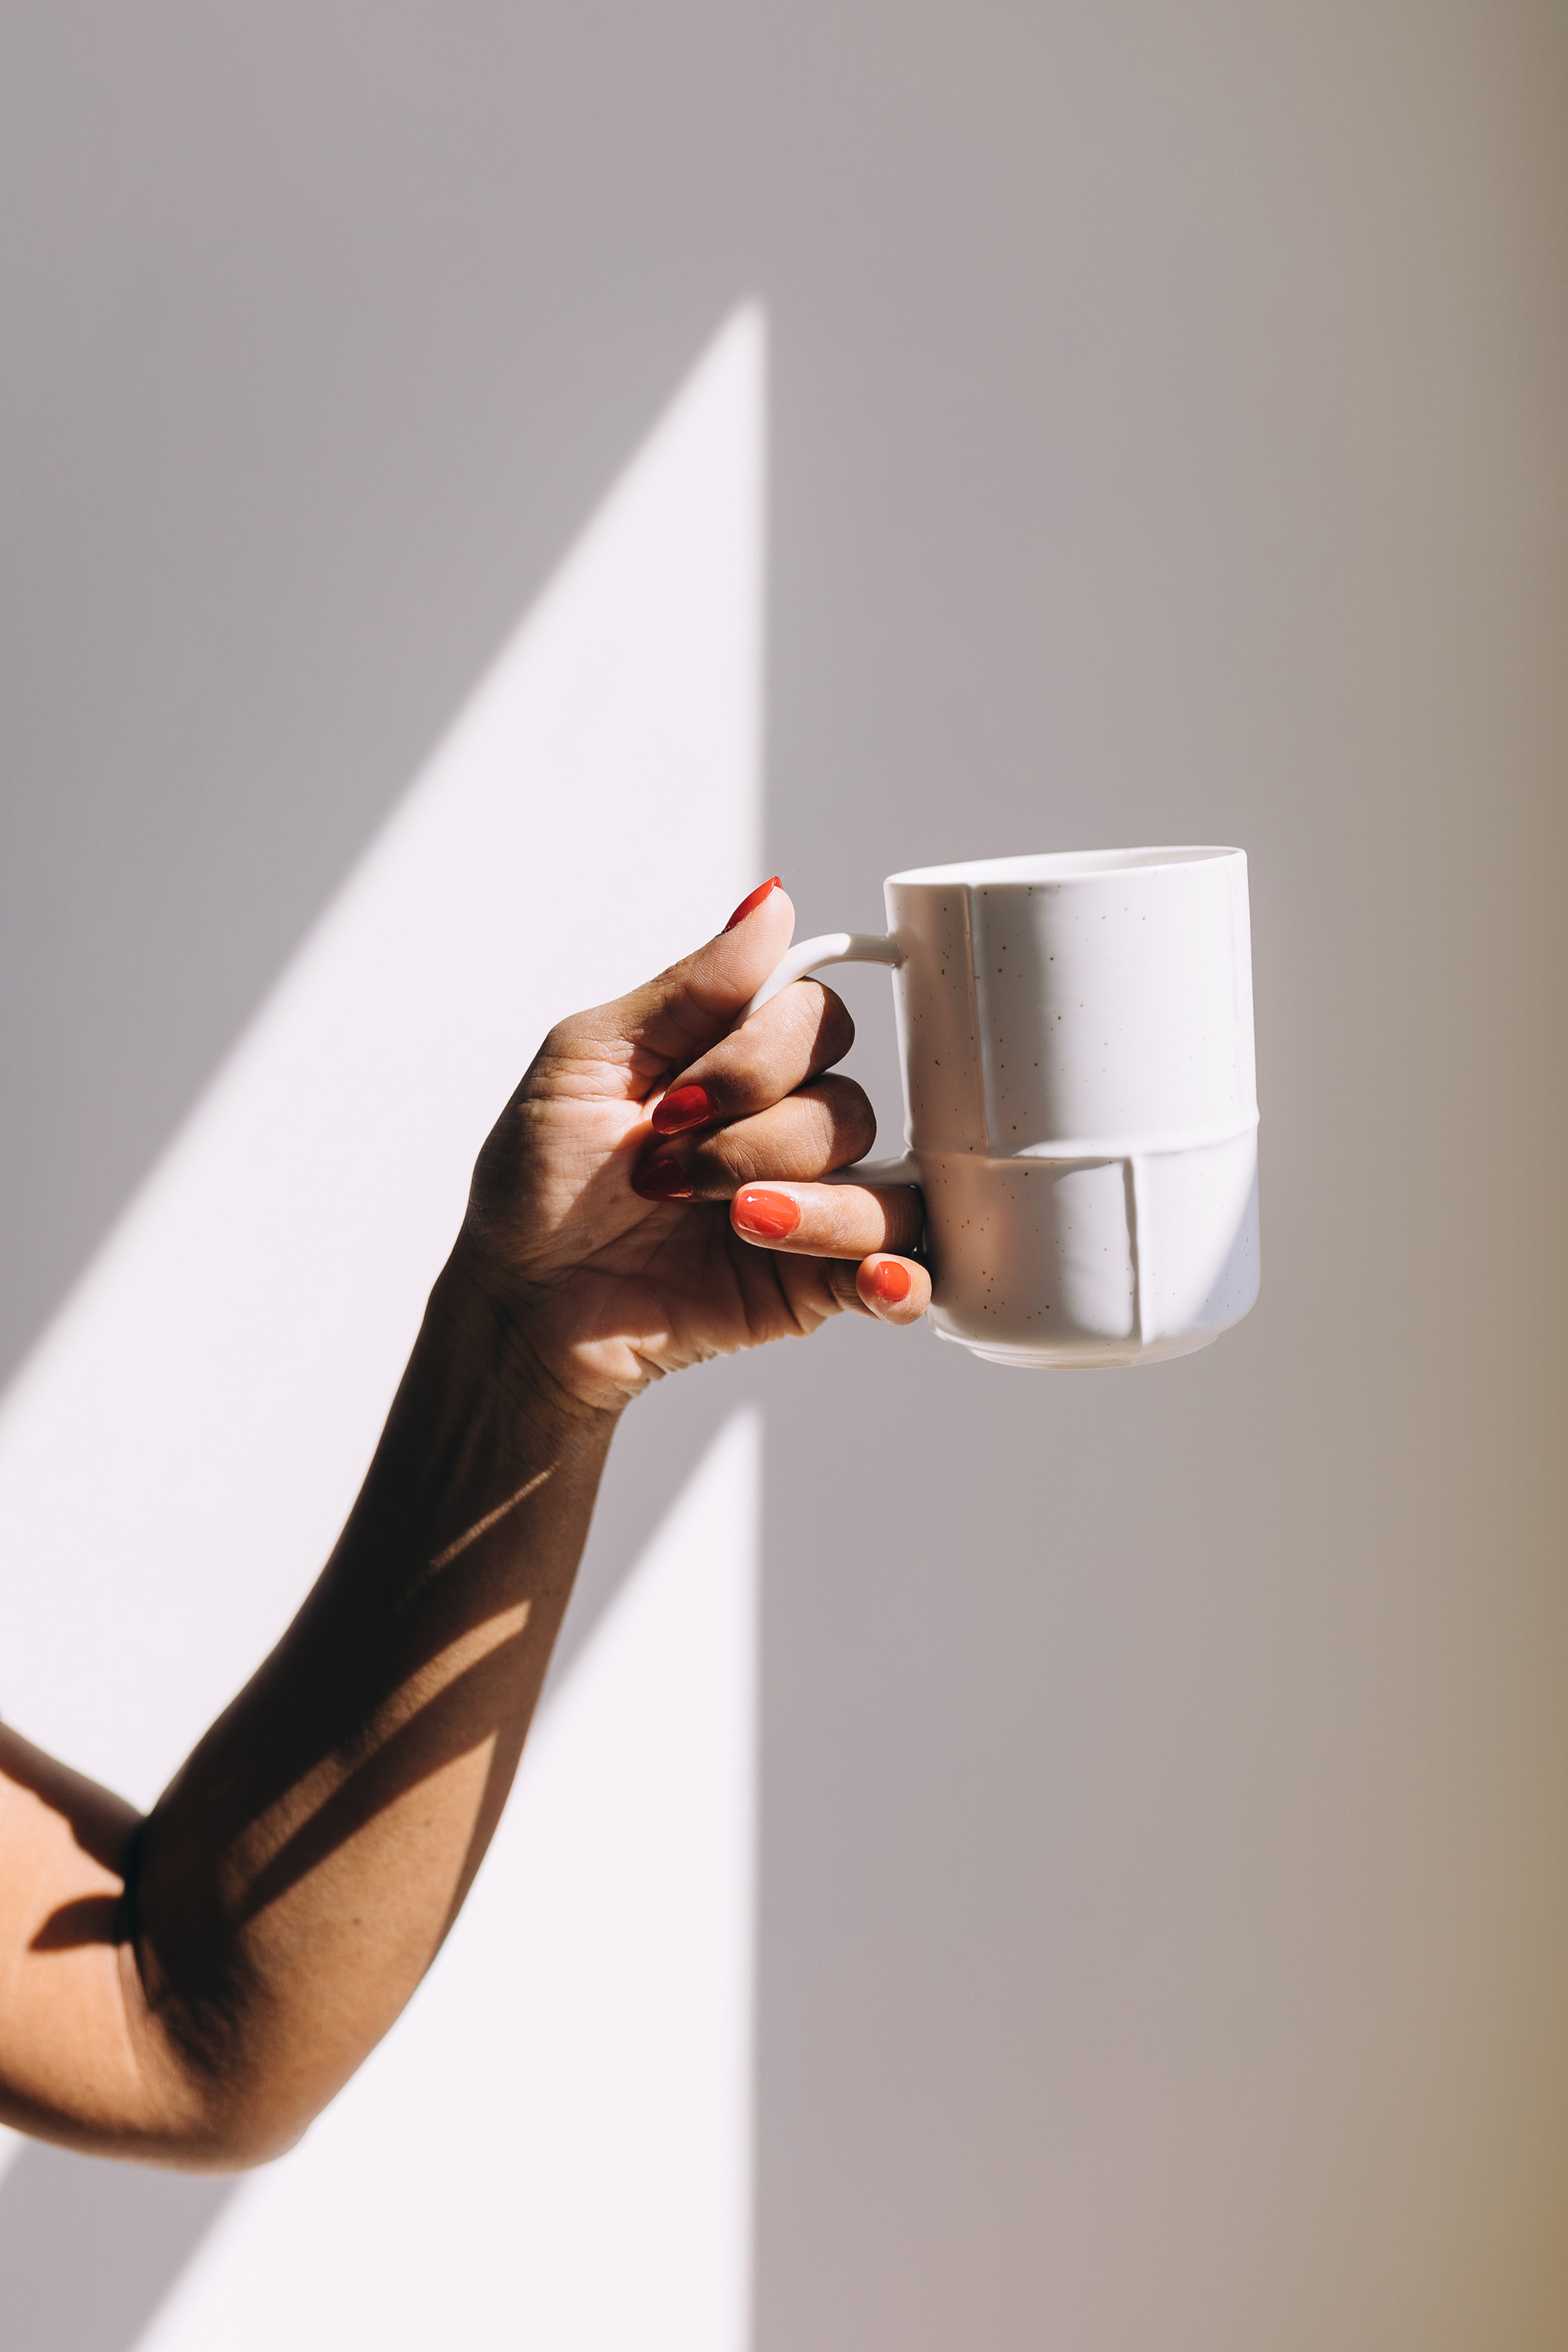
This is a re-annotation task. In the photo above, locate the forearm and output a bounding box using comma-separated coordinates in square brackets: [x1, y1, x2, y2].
[0, 884, 884, 2165]
[122, 1258, 617, 2164]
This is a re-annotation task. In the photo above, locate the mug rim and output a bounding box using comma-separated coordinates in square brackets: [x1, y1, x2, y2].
[886, 845, 1244, 887]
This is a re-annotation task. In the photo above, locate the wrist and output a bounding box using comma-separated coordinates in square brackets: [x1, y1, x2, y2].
[428, 1240, 627, 1439]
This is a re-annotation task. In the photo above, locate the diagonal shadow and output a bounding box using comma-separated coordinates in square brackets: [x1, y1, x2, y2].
[0, 2141, 237, 2352]
[549, 1357, 759, 1693]
[0, 1355, 744, 2352]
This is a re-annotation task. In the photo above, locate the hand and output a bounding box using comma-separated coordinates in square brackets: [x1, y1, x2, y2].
[455, 878, 931, 1414]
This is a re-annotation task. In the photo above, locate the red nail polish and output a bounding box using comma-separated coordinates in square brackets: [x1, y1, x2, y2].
[633, 1155, 694, 1201]
[733, 1187, 801, 1240]
[652, 1083, 716, 1137]
[723, 876, 782, 932]
[868, 1258, 912, 1303]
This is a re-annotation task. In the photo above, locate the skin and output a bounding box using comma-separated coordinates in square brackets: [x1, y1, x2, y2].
[0, 881, 927, 2168]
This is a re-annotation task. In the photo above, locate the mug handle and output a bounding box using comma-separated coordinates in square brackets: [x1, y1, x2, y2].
[744, 930, 921, 1192]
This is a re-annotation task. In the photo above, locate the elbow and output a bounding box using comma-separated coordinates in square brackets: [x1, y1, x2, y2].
[118, 1998, 332, 2171]
[117, 1926, 344, 2170]
[183, 2111, 312, 2175]
[11, 2088, 314, 2175]
[125, 2089, 318, 2174]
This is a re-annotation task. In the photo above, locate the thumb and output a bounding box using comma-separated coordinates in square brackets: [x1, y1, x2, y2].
[555, 877, 796, 1085]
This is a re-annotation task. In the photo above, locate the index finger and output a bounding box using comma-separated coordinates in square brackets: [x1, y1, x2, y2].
[539, 877, 796, 1090]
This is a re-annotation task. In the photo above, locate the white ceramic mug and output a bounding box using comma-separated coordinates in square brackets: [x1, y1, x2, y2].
[750, 848, 1260, 1369]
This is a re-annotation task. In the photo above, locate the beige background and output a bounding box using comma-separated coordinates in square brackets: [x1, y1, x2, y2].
[2, 3, 1566, 2345]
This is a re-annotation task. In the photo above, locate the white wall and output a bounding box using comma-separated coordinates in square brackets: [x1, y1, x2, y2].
[2, 6, 1566, 2348]
[0, 309, 767, 2348]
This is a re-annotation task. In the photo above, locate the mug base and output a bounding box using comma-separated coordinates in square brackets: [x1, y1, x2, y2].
[937, 1326, 1224, 1372]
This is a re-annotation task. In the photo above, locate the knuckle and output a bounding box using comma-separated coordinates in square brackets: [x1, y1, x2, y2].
[777, 980, 854, 1067]
[703, 1127, 760, 1184]
[826, 1259, 865, 1312]
[797, 1091, 841, 1158]
[817, 1076, 876, 1157]
[538, 1017, 579, 1065]
[698, 1120, 787, 1186]
[535, 1012, 616, 1083]
[806, 982, 856, 1064]
[885, 1185, 925, 1250]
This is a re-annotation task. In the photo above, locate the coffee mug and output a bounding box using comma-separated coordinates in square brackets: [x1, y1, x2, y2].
[749, 848, 1259, 1369]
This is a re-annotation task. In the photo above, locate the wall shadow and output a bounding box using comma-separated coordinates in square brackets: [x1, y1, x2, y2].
[0, 2143, 236, 2352]
[0, 1356, 746, 2352]
[548, 1363, 751, 1694]
[3, 3, 1567, 2348]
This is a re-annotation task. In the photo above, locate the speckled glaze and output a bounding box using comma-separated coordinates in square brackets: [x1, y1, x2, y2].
[750, 848, 1259, 1369]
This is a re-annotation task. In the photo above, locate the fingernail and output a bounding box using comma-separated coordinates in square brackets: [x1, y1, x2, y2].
[723, 876, 782, 932]
[733, 1187, 800, 1240]
[868, 1259, 913, 1304]
[633, 1155, 694, 1201]
[652, 1083, 716, 1137]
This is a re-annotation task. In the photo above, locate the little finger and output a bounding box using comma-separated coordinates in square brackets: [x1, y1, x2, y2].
[857, 1254, 931, 1323]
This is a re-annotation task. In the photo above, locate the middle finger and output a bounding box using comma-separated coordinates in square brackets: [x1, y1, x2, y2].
[649, 978, 855, 1138]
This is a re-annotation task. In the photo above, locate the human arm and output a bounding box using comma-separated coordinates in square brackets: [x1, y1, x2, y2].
[0, 880, 926, 2166]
